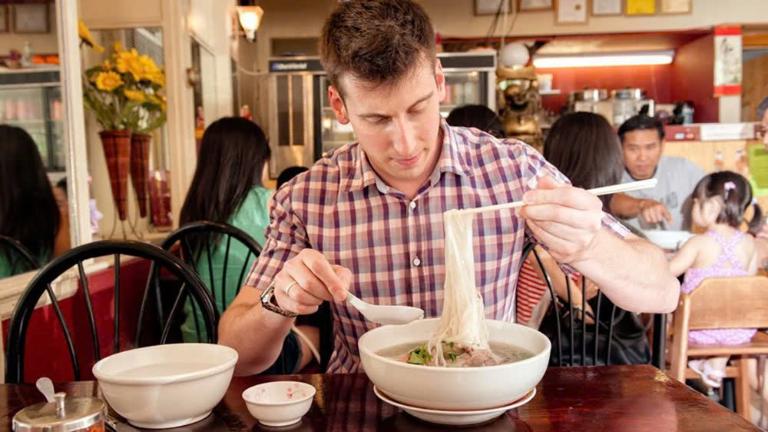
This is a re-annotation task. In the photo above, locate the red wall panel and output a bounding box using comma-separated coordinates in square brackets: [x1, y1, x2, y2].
[3, 259, 151, 383]
[538, 64, 674, 114]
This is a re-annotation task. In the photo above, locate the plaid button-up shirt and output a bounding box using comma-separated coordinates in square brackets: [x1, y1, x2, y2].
[246, 122, 628, 373]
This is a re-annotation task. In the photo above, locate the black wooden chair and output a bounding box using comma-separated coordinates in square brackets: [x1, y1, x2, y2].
[158, 221, 262, 341]
[5, 240, 217, 384]
[519, 241, 657, 367]
[0, 235, 40, 276]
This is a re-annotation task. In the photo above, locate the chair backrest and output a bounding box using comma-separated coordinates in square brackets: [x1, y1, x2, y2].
[519, 241, 652, 367]
[159, 221, 262, 339]
[683, 276, 768, 330]
[0, 235, 40, 276]
[5, 240, 217, 384]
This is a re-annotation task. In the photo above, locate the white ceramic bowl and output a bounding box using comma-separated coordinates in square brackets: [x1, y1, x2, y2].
[92, 343, 238, 429]
[359, 318, 550, 411]
[242, 381, 316, 427]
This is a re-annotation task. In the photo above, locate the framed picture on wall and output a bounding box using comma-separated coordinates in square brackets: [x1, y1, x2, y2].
[474, 0, 511, 15]
[556, 0, 587, 24]
[660, 0, 692, 14]
[591, 0, 622, 16]
[517, 0, 553, 11]
[625, 0, 656, 16]
[12, 4, 50, 33]
[0, 6, 8, 33]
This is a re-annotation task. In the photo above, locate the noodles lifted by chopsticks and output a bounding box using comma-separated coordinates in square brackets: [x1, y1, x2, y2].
[427, 210, 491, 366]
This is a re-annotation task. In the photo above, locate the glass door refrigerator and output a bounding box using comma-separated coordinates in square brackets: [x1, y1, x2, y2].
[313, 52, 497, 160]
[0, 67, 64, 175]
[266, 52, 497, 176]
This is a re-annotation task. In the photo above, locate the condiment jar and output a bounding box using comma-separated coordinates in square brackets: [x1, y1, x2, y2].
[13, 392, 106, 432]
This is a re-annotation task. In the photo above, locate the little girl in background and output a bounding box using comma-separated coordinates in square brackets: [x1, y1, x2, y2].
[669, 171, 764, 388]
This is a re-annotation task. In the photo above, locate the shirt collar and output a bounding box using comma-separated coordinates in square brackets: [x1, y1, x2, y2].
[348, 120, 472, 193]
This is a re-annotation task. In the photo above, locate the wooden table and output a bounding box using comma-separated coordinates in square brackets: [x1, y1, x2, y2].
[0, 365, 758, 431]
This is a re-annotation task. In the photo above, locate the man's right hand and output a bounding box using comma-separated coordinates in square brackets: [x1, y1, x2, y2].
[639, 199, 672, 225]
[272, 249, 352, 315]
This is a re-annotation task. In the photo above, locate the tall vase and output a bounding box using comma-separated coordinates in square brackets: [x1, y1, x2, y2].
[99, 130, 131, 221]
[130, 132, 152, 218]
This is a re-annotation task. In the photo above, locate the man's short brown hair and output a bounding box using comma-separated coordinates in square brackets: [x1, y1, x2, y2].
[320, 0, 436, 91]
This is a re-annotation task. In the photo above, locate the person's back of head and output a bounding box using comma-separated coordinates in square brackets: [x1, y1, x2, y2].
[617, 114, 665, 144]
[180, 117, 271, 225]
[544, 112, 623, 192]
[0, 125, 59, 258]
[446, 105, 505, 138]
[277, 166, 309, 190]
[320, 0, 435, 92]
[691, 171, 764, 235]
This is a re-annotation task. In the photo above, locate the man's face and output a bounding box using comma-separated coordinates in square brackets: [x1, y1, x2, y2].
[621, 129, 664, 180]
[328, 57, 446, 194]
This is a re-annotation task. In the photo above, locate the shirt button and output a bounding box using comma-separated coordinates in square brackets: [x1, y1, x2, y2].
[409, 201, 417, 211]
[412, 257, 421, 267]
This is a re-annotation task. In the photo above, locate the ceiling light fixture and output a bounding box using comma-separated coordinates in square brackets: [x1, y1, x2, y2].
[532, 50, 675, 68]
[236, 5, 264, 42]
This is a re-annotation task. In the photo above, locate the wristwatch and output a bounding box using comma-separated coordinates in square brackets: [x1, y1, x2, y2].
[260, 282, 299, 318]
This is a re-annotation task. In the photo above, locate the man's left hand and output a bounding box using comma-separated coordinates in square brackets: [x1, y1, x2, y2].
[520, 175, 604, 264]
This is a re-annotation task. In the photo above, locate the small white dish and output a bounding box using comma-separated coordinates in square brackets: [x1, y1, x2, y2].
[242, 381, 316, 427]
[373, 385, 536, 426]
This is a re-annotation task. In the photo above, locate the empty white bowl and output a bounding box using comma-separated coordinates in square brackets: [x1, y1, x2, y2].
[359, 318, 550, 411]
[242, 381, 316, 427]
[92, 343, 238, 429]
[643, 230, 693, 251]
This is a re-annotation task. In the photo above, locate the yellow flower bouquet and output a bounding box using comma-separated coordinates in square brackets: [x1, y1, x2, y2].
[79, 24, 168, 222]
[82, 42, 166, 132]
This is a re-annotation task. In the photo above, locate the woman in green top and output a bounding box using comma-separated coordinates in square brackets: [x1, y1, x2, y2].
[179, 117, 310, 373]
[0, 125, 61, 277]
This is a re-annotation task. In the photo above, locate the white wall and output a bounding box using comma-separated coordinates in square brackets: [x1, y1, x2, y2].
[0, 26, 59, 56]
[248, 0, 768, 71]
[77, 0, 163, 28]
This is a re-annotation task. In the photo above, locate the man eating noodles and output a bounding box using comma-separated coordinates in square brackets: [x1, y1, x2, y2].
[219, 0, 679, 374]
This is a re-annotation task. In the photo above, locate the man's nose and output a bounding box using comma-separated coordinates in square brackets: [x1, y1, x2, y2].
[391, 117, 418, 155]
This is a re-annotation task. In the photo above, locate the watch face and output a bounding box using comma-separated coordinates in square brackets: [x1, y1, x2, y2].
[13, 4, 49, 34]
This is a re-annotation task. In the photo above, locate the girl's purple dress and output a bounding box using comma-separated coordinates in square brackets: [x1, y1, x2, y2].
[682, 230, 757, 345]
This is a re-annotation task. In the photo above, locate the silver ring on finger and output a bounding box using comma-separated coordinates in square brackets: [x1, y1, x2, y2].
[283, 281, 298, 297]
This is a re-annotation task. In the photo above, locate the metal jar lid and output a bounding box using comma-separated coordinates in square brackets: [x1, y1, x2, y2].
[13, 392, 105, 432]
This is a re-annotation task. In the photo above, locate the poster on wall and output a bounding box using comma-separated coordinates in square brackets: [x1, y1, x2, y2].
[713, 25, 742, 97]
[592, 0, 621, 16]
[625, 0, 656, 15]
[660, 0, 692, 14]
[556, 0, 587, 24]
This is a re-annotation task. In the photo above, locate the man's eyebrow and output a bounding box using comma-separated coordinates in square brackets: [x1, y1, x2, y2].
[358, 92, 433, 118]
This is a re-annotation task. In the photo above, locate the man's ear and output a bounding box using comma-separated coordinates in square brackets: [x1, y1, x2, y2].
[328, 85, 349, 124]
[435, 59, 446, 103]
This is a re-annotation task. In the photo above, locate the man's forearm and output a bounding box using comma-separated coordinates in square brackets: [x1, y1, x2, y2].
[572, 229, 680, 313]
[219, 300, 295, 376]
[609, 193, 643, 219]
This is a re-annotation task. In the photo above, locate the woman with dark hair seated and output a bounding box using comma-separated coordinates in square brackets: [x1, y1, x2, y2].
[517, 112, 651, 365]
[0, 125, 68, 277]
[179, 117, 316, 373]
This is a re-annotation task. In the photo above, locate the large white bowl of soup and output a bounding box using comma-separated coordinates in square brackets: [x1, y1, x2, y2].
[93, 343, 237, 429]
[359, 318, 550, 411]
